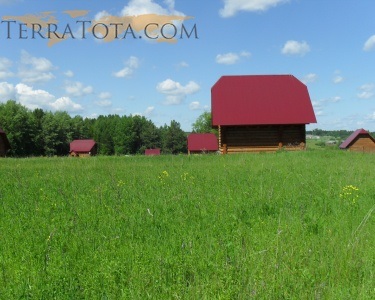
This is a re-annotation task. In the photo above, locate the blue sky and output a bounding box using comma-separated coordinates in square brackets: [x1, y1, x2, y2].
[1, 0, 375, 131]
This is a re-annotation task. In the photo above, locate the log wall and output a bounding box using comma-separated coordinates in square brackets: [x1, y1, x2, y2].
[349, 136, 375, 152]
[219, 124, 306, 154]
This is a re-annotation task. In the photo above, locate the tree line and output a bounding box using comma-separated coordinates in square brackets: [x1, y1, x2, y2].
[306, 128, 375, 140]
[0, 100, 187, 157]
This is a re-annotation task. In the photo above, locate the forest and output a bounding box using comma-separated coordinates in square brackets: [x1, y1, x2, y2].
[0, 100, 187, 156]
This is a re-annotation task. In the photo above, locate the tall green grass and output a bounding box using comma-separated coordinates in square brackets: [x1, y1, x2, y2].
[0, 150, 374, 299]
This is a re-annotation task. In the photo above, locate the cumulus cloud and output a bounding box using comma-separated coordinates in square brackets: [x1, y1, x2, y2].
[94, 93, 112, 107]
[156, 78, 200, 105]
[64, 81, 93, 97]
[301, 73, 317, 84]
[357, 83, 374, 99]
[0, 81, 16, 101]
[0, 81, 83, 112]
[363, 35, 375, 51]
[188, 101, 208, 111]
[144, 106, 155, 116]
[311, 100, 324, 116]
[177, 61, 189, 68]
[64, 70, 74, 77]
[281, 40, 310, 56]
[333, 76, 343, 84]
[216, 51, 251, 65]
[113, 56, 139, 78]
[95, 100, 112, 107]
[18, 51, 55, 83]
[0, 57, 14, 79]
[49, 97, 84, 112]
[220, 0, 289, 17]
[121, 0, 184, 16]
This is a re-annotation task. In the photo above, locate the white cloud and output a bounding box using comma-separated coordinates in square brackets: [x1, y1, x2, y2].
[95, 10, 111, 21]
[98, 92, 112, 100]
[333, 76, 343, 84]
[64, 81, 93, 97]
[95, 92, 112, 107]
[64, 70, 74, 77]
[189, 101, 201, 110]
[18, 51, 55, 83]
[95, 100, 112, 107]
[216, 51, 251, 65]
[15, 83, 55, 109]
[216, 53, 240, 65]
[156, 78, 200, 105]
[363, 35, 375, 51]
[49, 97, 84, 112]
[0, 57, 14, 79]
[220, 0, 289, 17]
[177, 61, 189, 68]
[330, 96, 341, 103]
[144, 106, 155, 116]
[357, 83, 374, 99]
[301, 73, 317, 84]
[113, 56, 139, 78]
[0, 82, 83, 112]
[0, 81, 16, 101]
[240, 51, 251, 57]
[121, 0, 184, 16]
[281, 40, 310, 56]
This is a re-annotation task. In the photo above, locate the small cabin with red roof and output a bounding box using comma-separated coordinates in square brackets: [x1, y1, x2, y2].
[211, 75, 317, 153]
[145, 148, 161, 156]
[339, 129, 375, 152]
[69, 139, 97, 157]
[187, 133, 218, 154]
[0, 128, 11, 157]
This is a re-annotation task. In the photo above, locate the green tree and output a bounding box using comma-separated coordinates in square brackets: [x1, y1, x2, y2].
[0, 100, 34, 156]
[162, 120, 187, 154]
[192, 111, 217, 135]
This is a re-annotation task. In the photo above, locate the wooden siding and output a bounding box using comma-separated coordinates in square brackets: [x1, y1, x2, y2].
[219, 125, 306, 153]
[348, 136, 375, 152]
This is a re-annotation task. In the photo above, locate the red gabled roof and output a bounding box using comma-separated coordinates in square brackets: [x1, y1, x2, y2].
[211, 75, 317, 126]
[339, 129, 375, 149]
[70, 139, 96, 153]
[187, 133, 218, 151]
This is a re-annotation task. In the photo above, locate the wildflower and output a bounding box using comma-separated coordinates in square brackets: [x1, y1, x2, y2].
[117, 180, 125, 187]
[340, 185, 360, 209]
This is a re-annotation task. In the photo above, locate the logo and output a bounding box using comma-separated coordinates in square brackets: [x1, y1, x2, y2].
[1, 10, 198, 46]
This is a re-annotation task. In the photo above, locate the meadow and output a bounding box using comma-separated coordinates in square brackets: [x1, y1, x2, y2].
[0, 150, 374, 299]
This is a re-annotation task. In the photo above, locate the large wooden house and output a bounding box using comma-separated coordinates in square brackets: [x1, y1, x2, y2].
[211, 75, 317, 153]
[0, 128, 11, 157]
[69, 139, 97, 157]
[339, 129, 375, 152]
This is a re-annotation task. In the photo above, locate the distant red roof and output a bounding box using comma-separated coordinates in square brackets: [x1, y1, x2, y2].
[70, 139, 96, 153]
[339, 129, 375, 149]
[211, 75, 317, 126]
[188, 133, 218, 152]
[145, 148, 161, 156]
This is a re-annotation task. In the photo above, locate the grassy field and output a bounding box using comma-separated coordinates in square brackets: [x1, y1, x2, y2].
[0, 150, 374, 299]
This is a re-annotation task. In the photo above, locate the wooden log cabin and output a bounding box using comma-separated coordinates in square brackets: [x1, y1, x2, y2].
[339, 129, 375, 152]
[211, 75, 317, 154]
[69, 139, 97, 157]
